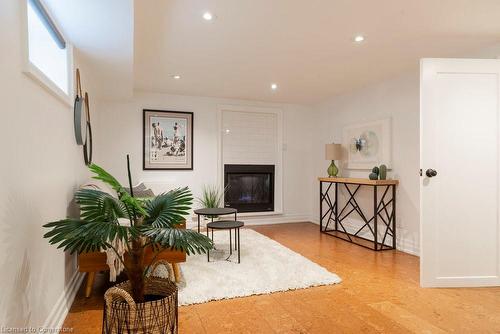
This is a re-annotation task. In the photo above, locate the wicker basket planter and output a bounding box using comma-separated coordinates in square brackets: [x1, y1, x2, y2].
[103, 272, 178, 334]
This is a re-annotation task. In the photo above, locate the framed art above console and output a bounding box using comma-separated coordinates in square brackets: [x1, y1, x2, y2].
[342, 118, 391, 170]
[143, 109, 193, 170]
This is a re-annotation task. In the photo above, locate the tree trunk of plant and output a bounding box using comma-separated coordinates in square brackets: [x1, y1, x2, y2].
[126, 215, 146, 302]
[126, 236, 145, 302]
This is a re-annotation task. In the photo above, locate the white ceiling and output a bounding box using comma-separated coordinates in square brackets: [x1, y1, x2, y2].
[134, 0, 500, 104]
[44, 1, 500, 104]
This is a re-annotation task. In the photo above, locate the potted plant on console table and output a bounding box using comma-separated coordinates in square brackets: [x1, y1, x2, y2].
[42, 156, 213, 334]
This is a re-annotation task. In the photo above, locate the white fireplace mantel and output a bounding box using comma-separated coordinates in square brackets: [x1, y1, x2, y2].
[217, 104, 284, 215]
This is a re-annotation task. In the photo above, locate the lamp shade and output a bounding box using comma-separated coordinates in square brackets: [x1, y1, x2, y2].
[325, 143, 341, 160]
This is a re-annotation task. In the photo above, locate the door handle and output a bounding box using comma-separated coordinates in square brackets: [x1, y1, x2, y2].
[425, 169, 438, 177]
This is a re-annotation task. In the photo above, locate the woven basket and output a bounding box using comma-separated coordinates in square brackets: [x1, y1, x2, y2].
[103, 261, 178, 334]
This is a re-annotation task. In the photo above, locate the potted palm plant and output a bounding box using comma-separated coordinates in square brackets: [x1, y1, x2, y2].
[43, 156, 213, 333]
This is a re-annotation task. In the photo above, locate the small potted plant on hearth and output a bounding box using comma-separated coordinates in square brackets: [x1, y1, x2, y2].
[197, 184, 228, 220]
[43, 156, 213, 333]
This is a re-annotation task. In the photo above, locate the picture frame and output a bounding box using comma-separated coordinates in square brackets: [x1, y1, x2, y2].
[342, 118, 391, 170]
[143, 109, 194, 170]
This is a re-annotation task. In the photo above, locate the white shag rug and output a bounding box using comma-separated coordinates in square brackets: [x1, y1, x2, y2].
[172, 229, 341, 305]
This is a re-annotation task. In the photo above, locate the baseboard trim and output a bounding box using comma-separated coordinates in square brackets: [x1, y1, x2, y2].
[188, 214, 312, 229]
[190, 215, 421, 255]
[42, 270, 85, 330]
[309, 219, 420, 256]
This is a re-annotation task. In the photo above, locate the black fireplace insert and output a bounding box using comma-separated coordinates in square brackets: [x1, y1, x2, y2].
[224, 164, 275, 213]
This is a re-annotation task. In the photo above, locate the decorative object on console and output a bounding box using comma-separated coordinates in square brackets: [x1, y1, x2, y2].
[143, 109, 193, 170]
[73, 68, 87, 146]
[379, 164, 387, 180]
[43, 156, 212, 333]
[369, 166, 379, 180]
[343, 118, 391, 169]
[325, 143, 342, 177]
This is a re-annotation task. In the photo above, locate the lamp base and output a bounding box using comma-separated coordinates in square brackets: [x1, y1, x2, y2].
[327, 160, 338, 177]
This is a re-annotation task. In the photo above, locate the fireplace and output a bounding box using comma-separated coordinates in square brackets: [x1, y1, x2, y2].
[224, 164, 275, 213]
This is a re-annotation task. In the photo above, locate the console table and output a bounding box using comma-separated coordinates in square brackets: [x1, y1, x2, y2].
[319, 177, 398, 251]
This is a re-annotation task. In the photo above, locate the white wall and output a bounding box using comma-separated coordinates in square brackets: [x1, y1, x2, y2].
[313, 72, 421, 255]
[0, 0, 99, 328]
[95, 92, 316, 226]
[310, 45, 500, 256]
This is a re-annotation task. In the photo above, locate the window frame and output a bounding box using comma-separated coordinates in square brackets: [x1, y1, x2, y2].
[21, 0, 74, 106]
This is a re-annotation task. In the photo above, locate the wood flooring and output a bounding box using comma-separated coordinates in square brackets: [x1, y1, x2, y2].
[63, 222, 500, 333]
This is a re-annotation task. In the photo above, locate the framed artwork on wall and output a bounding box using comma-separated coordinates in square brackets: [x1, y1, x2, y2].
[342, 118, 391, 169]
[143, 109, 193, 170]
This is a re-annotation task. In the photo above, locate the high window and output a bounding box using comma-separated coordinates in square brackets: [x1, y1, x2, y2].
[25, 0, 72, 100]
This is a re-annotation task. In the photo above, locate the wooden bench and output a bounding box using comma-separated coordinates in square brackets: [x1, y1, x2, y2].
[78, 247, 185, 297]
[78, 222, 187, 297]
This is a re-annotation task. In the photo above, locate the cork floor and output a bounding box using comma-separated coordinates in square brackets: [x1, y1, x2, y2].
[63, 222, 500, 333]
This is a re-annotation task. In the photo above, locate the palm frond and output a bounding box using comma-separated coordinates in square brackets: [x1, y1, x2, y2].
[140, 226, 213, 255]
[75, 188, 129, 222]
[120, 192, 148, 219]
[87, 164, 147, 220]
[143, 187, 193, 228]
[89, 164, 124, 194]
[43, 219, 137, 254]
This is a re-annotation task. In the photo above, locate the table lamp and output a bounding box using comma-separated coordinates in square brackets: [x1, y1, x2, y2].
[325, 143, 341, 177]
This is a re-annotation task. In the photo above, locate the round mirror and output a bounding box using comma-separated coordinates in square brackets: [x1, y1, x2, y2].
[74, 95, 88, 145]
[83, 92, 93, 165]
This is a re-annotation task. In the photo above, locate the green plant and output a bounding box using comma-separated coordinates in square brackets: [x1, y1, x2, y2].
[379, 164, 387, 180]
[43, 156, 213, 302]
[197, 184, 227, 208]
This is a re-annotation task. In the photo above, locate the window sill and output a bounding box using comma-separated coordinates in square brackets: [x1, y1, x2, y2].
[23, 61, 73, 107]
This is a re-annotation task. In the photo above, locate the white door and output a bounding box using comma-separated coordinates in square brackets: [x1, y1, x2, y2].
[420, 58, 500, 287]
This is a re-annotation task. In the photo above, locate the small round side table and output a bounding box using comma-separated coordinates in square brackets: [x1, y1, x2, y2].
[193, 207, 237, 232]
[206, 220, 244, 263]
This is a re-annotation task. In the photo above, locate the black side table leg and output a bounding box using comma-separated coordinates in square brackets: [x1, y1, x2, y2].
[197, 215, 200, 233]
[207, 228, 210, 262]
[229, 229, 232, 255]
[237, 227, 240, 264]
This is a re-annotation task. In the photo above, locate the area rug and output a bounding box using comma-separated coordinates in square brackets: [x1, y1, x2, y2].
[173, 229, 341, 305]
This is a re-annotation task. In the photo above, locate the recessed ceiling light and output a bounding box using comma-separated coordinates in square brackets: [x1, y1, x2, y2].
[354, 35, 365, 43]
[172, 75, 181, 79]
[203, 12, 214, 21]
[271, 83, 278, 90]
